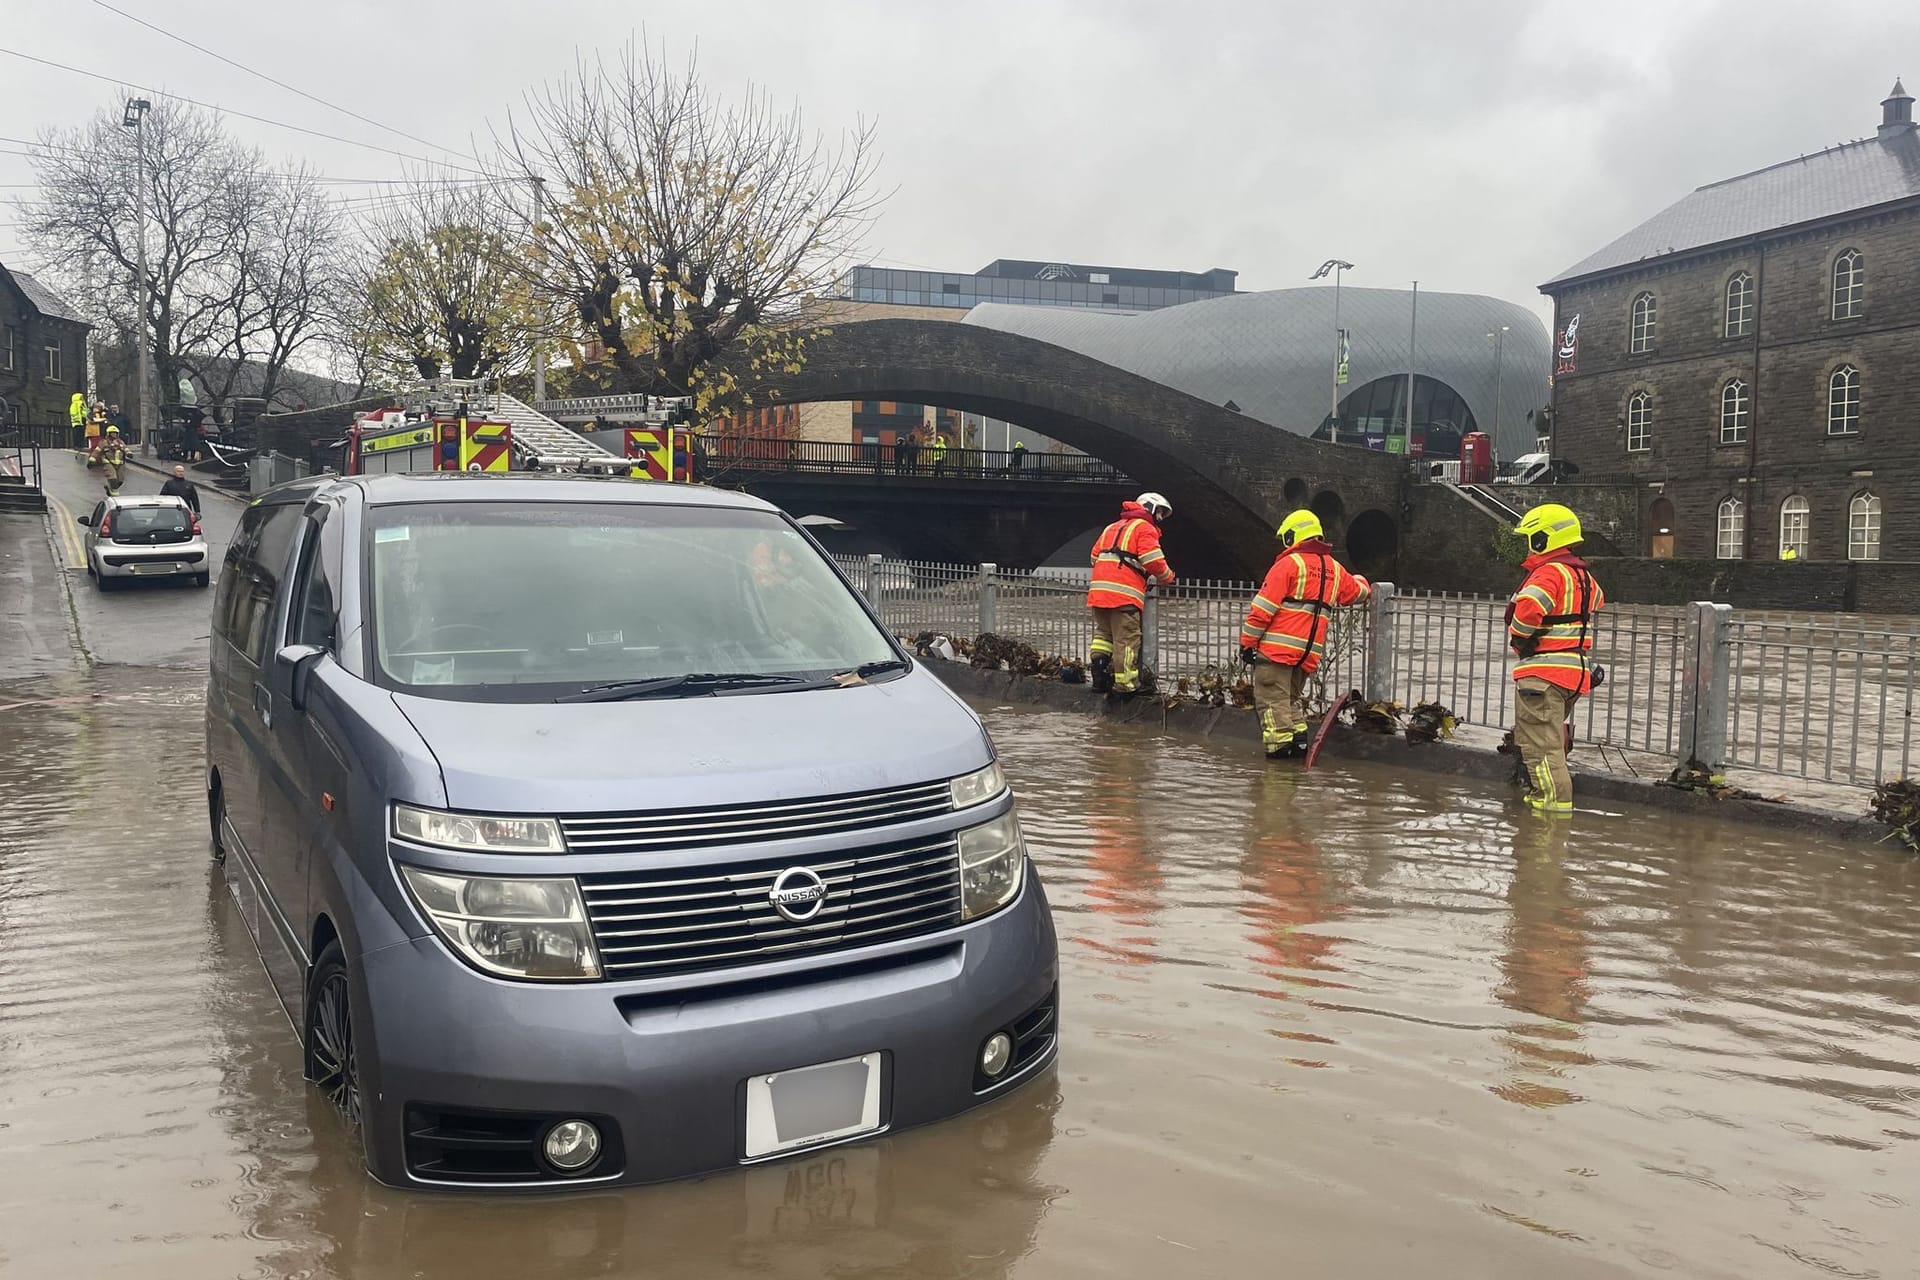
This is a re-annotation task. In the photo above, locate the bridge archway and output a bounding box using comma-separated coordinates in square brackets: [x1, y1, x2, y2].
[726, 320, 1407, 577]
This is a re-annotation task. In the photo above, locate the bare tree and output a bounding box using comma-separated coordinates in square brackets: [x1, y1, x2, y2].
[16, 99, 340, 412]
[496, 41, 883, 413]
[345, 178, 531, 382]
[19, 100, 261, 406]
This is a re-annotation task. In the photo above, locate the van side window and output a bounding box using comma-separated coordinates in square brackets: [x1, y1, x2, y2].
[231, 504, 303, 666]
[212, 508, 264, 643]
[288, 515, 338, 651]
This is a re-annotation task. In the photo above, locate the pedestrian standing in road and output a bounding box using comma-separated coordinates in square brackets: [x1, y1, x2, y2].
[68, 392, 87, 452]
[98, 425, 128, 495]
[1086, 492, 1176, 695]
[1506, 503, 1607, 817]
[161, 464, 201, 515]
[1239, 510, 1370, 759]
[84, 400, 105, 453]
[108, 403, 131, 439]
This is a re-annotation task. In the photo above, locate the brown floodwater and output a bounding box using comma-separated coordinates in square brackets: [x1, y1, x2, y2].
[2, 674, 1917, 1278]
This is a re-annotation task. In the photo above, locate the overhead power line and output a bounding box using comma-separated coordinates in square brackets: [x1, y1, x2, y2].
[0, 45, 490, 174]
[88, 0, 480, 165]
[2, 133, 497, 185]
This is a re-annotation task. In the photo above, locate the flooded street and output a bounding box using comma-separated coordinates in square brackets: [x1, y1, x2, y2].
[2, 675, 1917, 1278]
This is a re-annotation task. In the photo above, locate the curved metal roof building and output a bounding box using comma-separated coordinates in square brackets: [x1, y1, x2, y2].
[962, 285, 1551, 461]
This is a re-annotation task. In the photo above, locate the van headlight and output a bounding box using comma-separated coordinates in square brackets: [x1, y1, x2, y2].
[958, 812, 1025, 921]
[949, 761, 1008, 810]
[393, 803, 565, 854]
[399, 867, 601, 980]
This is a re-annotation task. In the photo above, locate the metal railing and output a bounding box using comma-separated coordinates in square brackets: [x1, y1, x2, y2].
[836, 552, 1918, 788]
[706, 435, 1130, 484]
[0, 434, 43, 493]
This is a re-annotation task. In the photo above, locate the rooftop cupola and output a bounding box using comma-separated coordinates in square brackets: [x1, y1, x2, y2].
[1880, 78, 1914, 136]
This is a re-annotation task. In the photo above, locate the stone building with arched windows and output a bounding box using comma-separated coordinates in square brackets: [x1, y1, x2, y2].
[1542, 81, 1920, 566]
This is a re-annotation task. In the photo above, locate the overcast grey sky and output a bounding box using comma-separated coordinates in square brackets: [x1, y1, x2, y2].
[7, 0, 1920, 327]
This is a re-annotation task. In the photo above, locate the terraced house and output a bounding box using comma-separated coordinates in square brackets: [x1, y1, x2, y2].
[0, 263, 90, 426]
[1543, 82, 1920, 564]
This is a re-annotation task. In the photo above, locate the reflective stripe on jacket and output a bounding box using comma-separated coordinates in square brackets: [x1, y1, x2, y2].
[1086, 504, 1174, 609]
[1240, 541, 1369, 673]
[1508, 553, 1606, 693]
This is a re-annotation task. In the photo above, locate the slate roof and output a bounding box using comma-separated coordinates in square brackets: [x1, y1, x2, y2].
[2, 265, 90, 326]
[1545, 127, 1920, 286]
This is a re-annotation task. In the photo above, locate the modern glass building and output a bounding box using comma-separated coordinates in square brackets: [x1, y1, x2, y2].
[834, 260, 1237, 313]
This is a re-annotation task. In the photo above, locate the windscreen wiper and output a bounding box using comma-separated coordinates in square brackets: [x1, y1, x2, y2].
[555, 672, 813, 703]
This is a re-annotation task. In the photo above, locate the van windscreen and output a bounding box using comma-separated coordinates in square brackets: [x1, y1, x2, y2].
[365, 502, 898, 700]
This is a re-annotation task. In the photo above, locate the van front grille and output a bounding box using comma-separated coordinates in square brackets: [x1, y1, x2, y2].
[559, 781, 955, 854]
[578, 836, 962, 980]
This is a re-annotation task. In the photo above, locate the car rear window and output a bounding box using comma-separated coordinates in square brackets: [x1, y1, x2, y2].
[112, 505, 191, 541]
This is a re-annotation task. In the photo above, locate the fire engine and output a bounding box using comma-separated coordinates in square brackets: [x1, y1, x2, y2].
[345, 396, 512, 477]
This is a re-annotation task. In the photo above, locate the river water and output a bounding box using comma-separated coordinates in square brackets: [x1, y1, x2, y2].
[1, 677, 1916, 1278]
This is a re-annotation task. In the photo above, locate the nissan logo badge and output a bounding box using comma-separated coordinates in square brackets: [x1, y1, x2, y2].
[768, 867, 828, 922]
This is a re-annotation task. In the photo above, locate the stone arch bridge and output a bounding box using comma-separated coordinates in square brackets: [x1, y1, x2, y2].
[725, 319, 1410, 578]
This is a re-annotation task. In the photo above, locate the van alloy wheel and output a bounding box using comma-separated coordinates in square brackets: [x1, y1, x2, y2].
[306, 947, 361, 1132]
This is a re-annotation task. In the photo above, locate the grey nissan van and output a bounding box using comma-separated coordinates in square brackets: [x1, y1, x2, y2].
[205, 473, 1058, 1190]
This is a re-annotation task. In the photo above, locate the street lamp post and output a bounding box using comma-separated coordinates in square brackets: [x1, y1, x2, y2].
[1487, 325, 1510, 443]
[1309, 258, 1354, 439]
[123, 98, 153, 457]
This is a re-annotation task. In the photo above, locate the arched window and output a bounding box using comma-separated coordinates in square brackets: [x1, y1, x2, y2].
[1629, 292, 1657, 353]
[1716, 497, 1745, 559]
[1626, 390, 1652, 452]
[1832, 249, 1865, 319]
[1719, 379, 1749, 444]
[1780, 495, 1811, 559]
[1725, 272, 1754, 337]
[1849, 492, 1882, 561]
[1828, 365, 1861, 435]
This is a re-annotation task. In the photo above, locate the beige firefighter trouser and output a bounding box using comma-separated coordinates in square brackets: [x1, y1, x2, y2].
[1090, 606, 1143, 691]
[1513, 676, 1575, 813]
[1253, 660, 1310, 753]
[101, 459, 125, 492]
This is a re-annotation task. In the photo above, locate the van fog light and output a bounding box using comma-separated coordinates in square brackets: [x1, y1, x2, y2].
[543, 1120, 602, 1172]
[981, 1032, 1014, 1079]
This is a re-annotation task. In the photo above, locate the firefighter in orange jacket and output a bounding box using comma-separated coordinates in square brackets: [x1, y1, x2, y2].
[1506, 503, 1606, 816]
[1239, 510, 1370, 758]
[1087, 492, 1175, 694]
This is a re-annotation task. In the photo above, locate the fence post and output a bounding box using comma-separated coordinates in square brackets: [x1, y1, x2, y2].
[1142, 592, 1160, 675]
[863, 553, 882, 610]
[978, 562, 998, 636]
[1366, 581, 1396, 704]
[1679, 601, 1732, 772]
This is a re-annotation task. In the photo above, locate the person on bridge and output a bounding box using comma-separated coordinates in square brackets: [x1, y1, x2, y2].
[1506, 503, 1607, 818]
[893, 432, 920, 475]
[97, 425, 128, 495]
[1087, 492, 1176, 695]
[1239, 510, 1370, 759]
[1006, 440, 1027, 474]
[161, 464, 201, 515]
[929, 432, 949, 476]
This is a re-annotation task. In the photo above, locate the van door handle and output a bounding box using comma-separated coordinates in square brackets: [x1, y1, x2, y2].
[253, 682, 273, 729]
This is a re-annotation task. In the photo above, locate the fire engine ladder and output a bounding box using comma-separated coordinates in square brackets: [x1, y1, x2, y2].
[444, 387, 626, 471]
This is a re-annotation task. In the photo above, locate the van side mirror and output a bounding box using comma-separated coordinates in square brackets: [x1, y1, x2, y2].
[274, 643, 326, 711]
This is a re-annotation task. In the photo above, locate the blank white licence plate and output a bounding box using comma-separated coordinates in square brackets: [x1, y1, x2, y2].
[743, 1052, 883, 1160]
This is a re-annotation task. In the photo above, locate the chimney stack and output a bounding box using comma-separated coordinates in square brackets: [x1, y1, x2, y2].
[1880, 78, 1915, 137]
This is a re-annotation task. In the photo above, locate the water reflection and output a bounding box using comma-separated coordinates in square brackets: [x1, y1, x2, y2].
[1493, 822, 1593, 1108]
[1077, 740, 1163, 970]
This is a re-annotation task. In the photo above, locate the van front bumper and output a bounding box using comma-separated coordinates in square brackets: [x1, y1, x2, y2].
[352, 872, 1058, 1190]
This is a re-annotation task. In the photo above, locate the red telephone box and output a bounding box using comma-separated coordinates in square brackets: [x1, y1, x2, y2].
[1459, 432, 1494, 484]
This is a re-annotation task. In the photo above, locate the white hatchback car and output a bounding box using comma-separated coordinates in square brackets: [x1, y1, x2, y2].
[77, 494, 210, 590]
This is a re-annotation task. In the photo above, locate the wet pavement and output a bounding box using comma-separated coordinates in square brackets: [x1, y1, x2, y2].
[2, 641, 1917, 1276]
